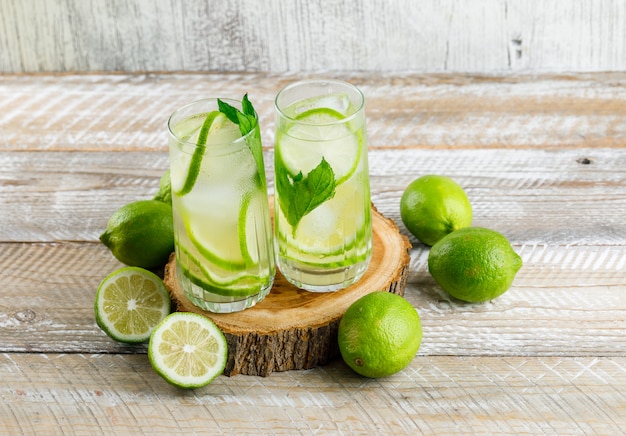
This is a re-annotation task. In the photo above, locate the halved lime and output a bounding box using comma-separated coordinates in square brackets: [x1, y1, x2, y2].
[94, 267, 171, 343]
[148, 312, 228, 389]
[277, 107, 362, 185]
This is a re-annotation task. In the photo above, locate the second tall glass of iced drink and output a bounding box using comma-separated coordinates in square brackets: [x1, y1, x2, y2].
[274, 80, 373, 292]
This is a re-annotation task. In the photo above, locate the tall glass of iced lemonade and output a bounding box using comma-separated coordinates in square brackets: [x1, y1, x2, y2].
[274, 80, 372, 292]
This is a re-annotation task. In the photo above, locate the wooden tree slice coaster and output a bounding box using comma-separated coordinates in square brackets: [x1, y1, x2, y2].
[163, 205, 411, 377]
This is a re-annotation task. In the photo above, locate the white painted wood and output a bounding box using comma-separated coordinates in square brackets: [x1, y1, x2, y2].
[1, 354, 625, 434]
[0, 71, 625, 433]
[2, 72, 625, 152]
[1, 0, 625, 73]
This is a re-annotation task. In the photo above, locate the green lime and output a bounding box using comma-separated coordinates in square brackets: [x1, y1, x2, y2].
[400, 175, 472, 246]
[338, 291, 422, 378]
[153, 169, 172, 205]
[100, 199, 174, 269]
[148, 312, 228, 389]
[428, 227, 523, 303]
[94, 266, 171, 343]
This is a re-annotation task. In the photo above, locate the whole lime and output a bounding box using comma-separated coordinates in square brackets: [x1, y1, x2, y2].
[100, 200, 174, 269]
[338, 291, 422, 378]
[400, 175, 472, 246]
[428, 227, 522, 303]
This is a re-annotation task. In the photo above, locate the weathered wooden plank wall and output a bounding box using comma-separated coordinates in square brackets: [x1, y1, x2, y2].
[1, 0, 625, 73]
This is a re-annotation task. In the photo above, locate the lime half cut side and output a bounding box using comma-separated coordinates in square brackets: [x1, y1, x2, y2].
[148, 312, 228, 389]
[278, 107, 362, 185]
[94, 267, 171, 344]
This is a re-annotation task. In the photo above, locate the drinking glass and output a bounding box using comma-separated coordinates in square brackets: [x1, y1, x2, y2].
[168, 98, 275, 312]
[274, 80, 373, 292]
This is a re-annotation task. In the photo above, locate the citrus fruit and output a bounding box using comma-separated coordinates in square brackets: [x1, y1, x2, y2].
[94, 266, 171, 343]
[338, 291, 422, 378]
[100, 199, 174, 269]
[153, 169, 172, 205]
[428, 227, 523, 303]
[148, 312, 228, 389]
[277, 107, 361, 185]
[400, 175, 472, 246]
[171, 111, 239, 196]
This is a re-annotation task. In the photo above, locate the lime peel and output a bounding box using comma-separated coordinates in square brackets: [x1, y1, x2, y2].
[338, 291, 422, 378]
[175, 111, 222, 196]
[428, 227, 523, 303]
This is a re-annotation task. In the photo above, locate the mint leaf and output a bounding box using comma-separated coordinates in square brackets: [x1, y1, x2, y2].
[217, 95, 257, 137]
[236, 111, 255, 136]
[276, 158, 336, 231]
[217, 99, 240, 125]
[217, 95, 266, 184]
[242, 93, 255, 117]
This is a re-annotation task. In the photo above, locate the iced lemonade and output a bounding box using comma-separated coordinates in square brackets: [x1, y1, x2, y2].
[274, 82, 372, 292]
[168, 97, 275, 313]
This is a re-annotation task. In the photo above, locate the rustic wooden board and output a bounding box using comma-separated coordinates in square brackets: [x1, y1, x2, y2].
[1, 147, 625, 244]
[2, 73, 625, 152]
[1, 241, 624, 358]
[0, 72, 625, 434]
[1, 353, 625, 434]
[164, 206, 411, 376]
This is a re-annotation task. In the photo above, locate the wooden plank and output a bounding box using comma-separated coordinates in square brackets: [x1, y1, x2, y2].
[1, 147, 625, 244]
[1, 1, 626, 73]
[0, 242, 624, 357]
[0, 353, 624, 434]
[1, 73, 626, 152]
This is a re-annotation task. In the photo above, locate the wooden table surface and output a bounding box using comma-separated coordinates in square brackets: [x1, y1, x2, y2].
[1, 72, 625, 435]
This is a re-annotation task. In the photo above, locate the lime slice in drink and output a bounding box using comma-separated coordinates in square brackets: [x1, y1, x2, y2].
[177, 244, 266, 298]
[94, 267, 171, 343]
[278, 107, 362, 185]
[279, 182, 364, 256]
[287, 93, 352, 117]
[148, 312, 228, 388]
[181, 186, 247, 270]
[238, 190, 270, 265]
[171, 112, 239, 196]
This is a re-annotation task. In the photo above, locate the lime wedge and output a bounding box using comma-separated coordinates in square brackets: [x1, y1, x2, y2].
[278, 107, 362, 185]
[148, 312, 228, 388]
[94, 267, 171, 344]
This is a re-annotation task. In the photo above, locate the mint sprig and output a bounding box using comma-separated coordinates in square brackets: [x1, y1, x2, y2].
[218, 94, 265, 180]
[217, 94, 256, 137]
[276, 157, 336, 232]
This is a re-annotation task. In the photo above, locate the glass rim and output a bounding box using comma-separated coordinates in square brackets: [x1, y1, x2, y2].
[274, 79, 365, 126]
[167, 97, 257, 147]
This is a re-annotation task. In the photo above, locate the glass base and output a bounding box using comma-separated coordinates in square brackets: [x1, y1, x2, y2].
[278, 256, 371, 292]
[177, 265, 273, 313]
